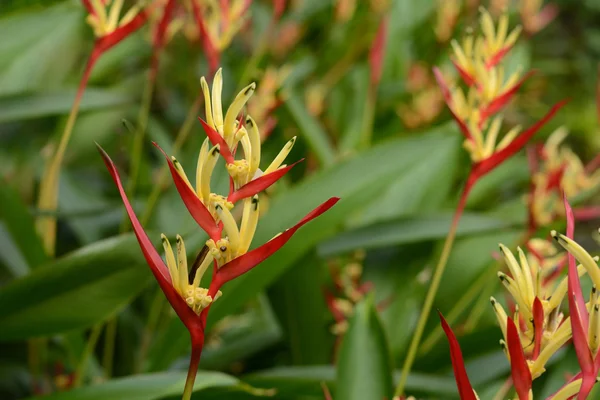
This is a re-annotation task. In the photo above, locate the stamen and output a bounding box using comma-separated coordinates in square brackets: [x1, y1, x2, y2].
[246, 116, 261, 179]
[161, 234, 179, 293]
[490, 297, 508, 341]
[239, 195, 259, 254]
[172, 157, 194, 191]
[176, 235, 189, 295]
[195, 138, 210, 200]
[201, 145, 220, 202]
[551, 231, 600, 287]
[517, 247, 535, 306]
[215, 205, 241, 254]
[212, 68, 224, 133]
[201, 77, 215, 128]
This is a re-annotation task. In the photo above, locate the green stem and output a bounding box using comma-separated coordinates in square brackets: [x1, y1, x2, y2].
[394, 171, 476, 398]
[102, 317, 117, 378]
[36, 53, 97, 256]
[182, 330, 205, 400]
[418, 266, 494, 354]
[141, 94, 203, 225]
[74, 324, 103, 387]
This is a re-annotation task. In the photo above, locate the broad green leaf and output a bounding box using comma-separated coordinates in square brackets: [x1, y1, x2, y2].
[147, 129, 462, 370]
[318, 212, 517, 257]
[335, 296, 393, 400]
[268, 252, 333, 365]
[23, 371, 239, 400]
[0, 234, 153, 340]
[283, 91, 336, 167]
[0, 181, 47, 270]
[0, 89, 134, 122]
[244, 365, 458, 398]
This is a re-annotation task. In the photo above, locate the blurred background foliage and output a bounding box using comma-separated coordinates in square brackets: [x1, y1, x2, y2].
[0, 0, 598, 399]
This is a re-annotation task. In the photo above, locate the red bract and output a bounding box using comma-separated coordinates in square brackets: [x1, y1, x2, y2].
[97, 145, 201, 331]
[562, 196, 597, 399]
[432, 68, 473, 141]
[438, 312, 477, 400]
[228, 160, 302, 203]
[198, 118, 235, 163]
[153, 143, 220, 241]
[479, 71, 537, 123]
[150, 0, 177, 81]
[369, 17, 388, 87]
[532, 297, 544, 360]
[506, 317, 533, 400]
[190, 1, 219, 74]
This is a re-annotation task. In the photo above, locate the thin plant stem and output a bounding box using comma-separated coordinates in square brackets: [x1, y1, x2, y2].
[394, 171, 476, 398]
[141, 94, 203, 225]
[136, 287, 166, 373]
[126, 71, 156, 198]
[36, 53, 98, 256]
[74, 324, 103, 387]
[182, 331, 205, 400]
[102, 317, 117, 378]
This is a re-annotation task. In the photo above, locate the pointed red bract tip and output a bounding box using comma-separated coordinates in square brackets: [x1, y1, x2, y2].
[190, 1, 219, 74]
[198, 118, 235, 164]
[369, 17, 388, 87]
[532, 297, 544, 360]
[152, 143, 220, 242]
[433, 67, 473, 141]
[506, 317, 532, 400]
[451, 60, 477, 87]
[214, 197, 340, 286]
[438, 312, 478, 400]
[95, 144, 199, 327]
[228, 159, 303, 204]
[486, 45, 512, 69]
[95, 8, 150, 54]
[472, 99, 568, 180]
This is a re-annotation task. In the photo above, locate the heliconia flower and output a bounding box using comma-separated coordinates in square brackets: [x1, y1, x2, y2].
[527, 128, 600, 229]
[149, 0, 177, 81]
[551, 197, 600, 399]
[490, 240, 585, 380]
[97, 144, 338, 327]
[434, 8, 565, 175]
[434, 0, 461, 43]
[438, 312, 479, 400]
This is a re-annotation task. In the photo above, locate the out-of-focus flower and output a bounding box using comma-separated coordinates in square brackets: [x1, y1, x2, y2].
[247, 66, 292, 139]
[435, 0, 461, 43]
[520, 0, 558, 35]
[335, 0, 357, 22]
[527, 128, 600, 229]
[397, 63, 445, 129]
[434, 8, 564, 182]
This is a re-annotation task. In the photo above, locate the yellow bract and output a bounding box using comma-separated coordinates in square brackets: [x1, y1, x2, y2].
[447, 9, 523, 162]
[86, 0, 141, 37]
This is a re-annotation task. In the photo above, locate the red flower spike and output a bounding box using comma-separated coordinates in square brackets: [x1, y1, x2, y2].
[471, 100, 567, 179]
[438, 312, 477, 400]
[96, 144, 199, 329]
[227, 160, 303, 204]
[324, 290, 346, 322]
[198, 118, 235, 164]
[190, 1, 219, 74]
[433, 67, 473, 141]
[213, 197, 340, 288]
[451, 60, 477, 87]
[150, 0, 177, 82]
[563, 196, 597, 399]
[506, 317, 533, 400]
[532, 297, 544, 360]
[153, 143, 220, 242]
[369, 17, 388, 87]
[480, 71, 537, 123]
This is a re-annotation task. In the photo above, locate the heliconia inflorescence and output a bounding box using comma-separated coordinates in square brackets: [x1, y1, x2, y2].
[98, 69, 339, 399]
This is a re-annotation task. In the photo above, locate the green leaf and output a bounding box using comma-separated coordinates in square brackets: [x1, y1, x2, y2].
[22, 371, 239, 400]
[0, 89, 134, 123]
[268, 252, 333, 365]
[0, 234, 153, 340]
[283, 90, 337, 167]
[318, 212, 517, 257]
[0, 181, 48, 270]
[335, 296, 393, 400]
